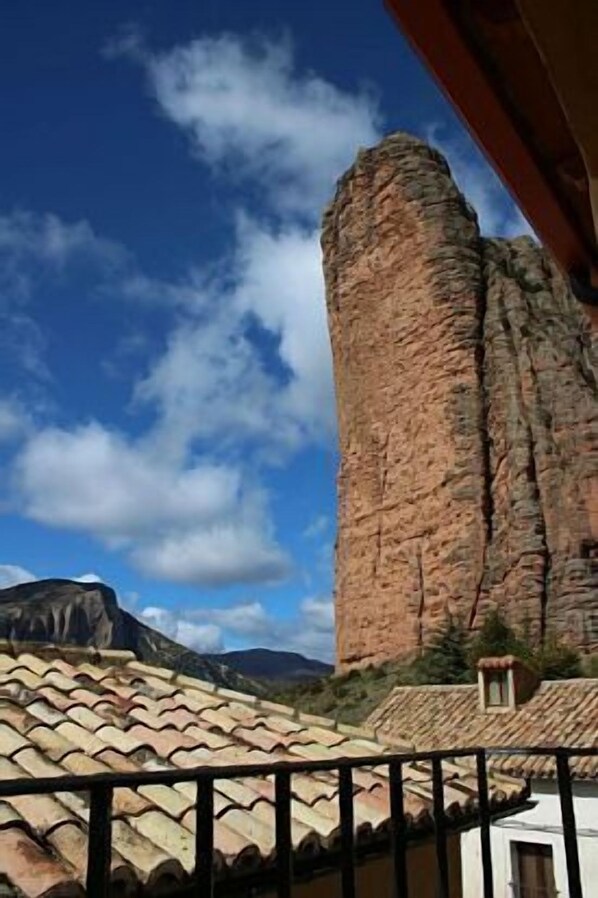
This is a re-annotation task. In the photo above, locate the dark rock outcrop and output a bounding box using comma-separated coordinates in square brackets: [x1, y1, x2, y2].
[322, 133, 598, 671]
[0, 579, 259, 691]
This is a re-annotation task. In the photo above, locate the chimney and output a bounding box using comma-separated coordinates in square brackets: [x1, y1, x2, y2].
[477, 656, 540, 712]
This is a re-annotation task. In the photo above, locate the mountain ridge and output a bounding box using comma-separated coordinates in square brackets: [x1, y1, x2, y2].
[0, 578, 259, 692]
[0, 579, 333, 687]
[206, 647, 333, 682]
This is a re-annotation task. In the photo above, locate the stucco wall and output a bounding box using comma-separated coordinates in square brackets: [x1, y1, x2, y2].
[461, 781, 598, 898]
[263, 836, 462, 898]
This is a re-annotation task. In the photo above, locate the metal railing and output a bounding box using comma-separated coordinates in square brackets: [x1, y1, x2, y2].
[0, 745, 593, 898]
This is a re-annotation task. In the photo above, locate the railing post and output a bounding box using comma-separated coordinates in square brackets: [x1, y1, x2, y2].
[556, 751, 583, 898]
[432, 757, 449, 898]
[195, 776, 214, 898]
[389, 759, 409, 898]
[338, 765, 356, 898]
[86, 783, 113, 898]
[275, 770, 293, 898]
[476, 749, 494, 898]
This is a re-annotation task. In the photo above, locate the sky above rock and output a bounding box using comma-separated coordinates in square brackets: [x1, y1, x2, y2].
[0, 0, 529, 661]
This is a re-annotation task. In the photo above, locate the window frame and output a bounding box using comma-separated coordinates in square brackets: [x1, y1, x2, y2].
[484, 670, 509, 707]
[511, 839, 558, 898]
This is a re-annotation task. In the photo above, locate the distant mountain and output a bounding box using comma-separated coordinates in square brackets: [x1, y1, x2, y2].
[208, 647, 333, 682]
[0, 579, 260, 694]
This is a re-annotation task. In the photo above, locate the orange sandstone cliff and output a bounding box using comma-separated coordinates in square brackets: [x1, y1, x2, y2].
[322, 134, 598, 671]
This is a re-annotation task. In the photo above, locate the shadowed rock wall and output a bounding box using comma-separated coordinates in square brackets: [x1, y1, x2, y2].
[322, 134, 598, 671]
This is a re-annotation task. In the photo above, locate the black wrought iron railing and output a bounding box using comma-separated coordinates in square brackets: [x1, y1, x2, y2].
[0, 745, 594, 898]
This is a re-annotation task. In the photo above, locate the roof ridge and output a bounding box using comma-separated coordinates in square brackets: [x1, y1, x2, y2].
[538, 677, 598, 689]
[0, 641, 385, 742]
[389, 683, 478, 693]
[150, 663, 383, 739]
[0, 640, 136, 666]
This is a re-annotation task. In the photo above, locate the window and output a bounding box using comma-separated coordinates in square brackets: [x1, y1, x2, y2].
[485, 671, 509, 706]
[513, 842, 557, 898]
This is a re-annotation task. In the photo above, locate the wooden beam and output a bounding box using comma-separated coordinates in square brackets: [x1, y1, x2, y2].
[384, 0, 598, 287]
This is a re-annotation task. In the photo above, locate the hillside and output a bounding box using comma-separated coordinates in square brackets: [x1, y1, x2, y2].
[208, 648, 332, 682]
[0, 579, 260, 693]
[271, 662, 404, 725]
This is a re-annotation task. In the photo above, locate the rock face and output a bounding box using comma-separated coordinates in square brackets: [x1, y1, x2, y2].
[322, 133, 598, 671]
[0, 579, 259, 692]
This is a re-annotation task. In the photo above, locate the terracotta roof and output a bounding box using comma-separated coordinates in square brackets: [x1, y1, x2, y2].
[368, 679, 598, 780]
[0, 642, 524, 897]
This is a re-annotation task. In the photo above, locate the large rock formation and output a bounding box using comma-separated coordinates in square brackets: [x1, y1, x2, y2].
[0, 579, 258, 692]
[322, 133, 598, 671]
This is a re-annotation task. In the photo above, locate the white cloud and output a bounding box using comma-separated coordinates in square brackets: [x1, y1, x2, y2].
[0, 399, 31, 444]
[138, 33, 380, 215]
[0, 564, 37, 590]
[426, 126, 534, 239]
[0, 209, 128, 381]
[132, 522, 290, 587]
[304, 514, 330, 539]
[139, 606, 224, 653]
[125, 33, 371, 461]
[137, 219, 334, 459]
[232, 218, 335, 438]
[300, 595, 334, 632]
[72, 572, 103, 583]
[145, 594, 335, 661]
[14, 422, 289, 587]
[0, 554, 333, 659]
[15, 423, 239, 540]
[198, 594, 335, 660]
[0, 210, 127, 296]
[9, 34, 373, 591]
[193, 601, 271, 640]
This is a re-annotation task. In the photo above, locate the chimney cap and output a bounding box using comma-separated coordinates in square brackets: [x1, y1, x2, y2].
[477, 655, 527, 671]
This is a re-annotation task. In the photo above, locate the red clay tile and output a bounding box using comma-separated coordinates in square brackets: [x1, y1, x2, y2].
[232, 726, 285, 753]
[0, 642, 526, 895]
[0, 827, 84, 898]
[6, 792, 76, 837]
[48, 822, 137, 894]
[26, 700, 67, 728]
[36, 686, 78, 712]
[25, 726, 77, 763]
[65, 705, 107, 732]
[127, 706, 169, 730]
[111, 818, 186, 886]
[158, 708, 198, 730]
[0, 703, 40, 734]
[69, 688, 111, 709]
[127, 725, 197, 758]
[183, 725, 232, 750]
[94, 749, 142, 774]
[43, 671, 78, 693]
[55, 721, 107, 757]
[128, 811, 196, 874]
[0, 722, 30, 757]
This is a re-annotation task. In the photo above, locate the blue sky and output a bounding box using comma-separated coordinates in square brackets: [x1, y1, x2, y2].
[0, 1, 528, 660]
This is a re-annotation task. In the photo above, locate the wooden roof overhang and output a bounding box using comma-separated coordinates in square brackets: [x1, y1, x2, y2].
[385, 0, 598, 312]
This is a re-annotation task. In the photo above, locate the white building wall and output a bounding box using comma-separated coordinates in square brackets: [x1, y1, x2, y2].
[461, 780, 598, 898]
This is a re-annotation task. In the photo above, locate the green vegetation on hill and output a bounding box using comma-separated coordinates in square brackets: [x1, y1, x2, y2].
[271, 610, 589, 725]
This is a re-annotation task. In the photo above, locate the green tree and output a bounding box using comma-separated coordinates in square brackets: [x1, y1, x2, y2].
[410, 615, 473, 685]
[536, 633, 582, 680]
[584, 655, 598, 678]
[469, 607, 582, 680]
[468, 607, 534, 670]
